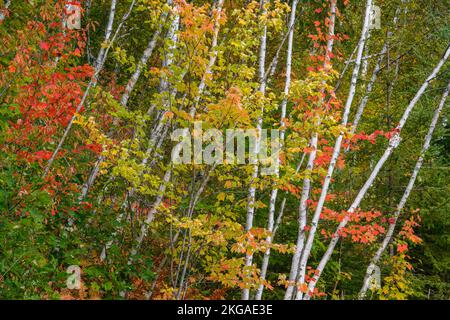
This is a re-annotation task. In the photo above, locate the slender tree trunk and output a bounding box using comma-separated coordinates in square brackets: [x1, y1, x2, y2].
[285, 0, 341, 300]
[242, 0, 269, 300]
[348, 6, 402, 140]
[263, 6, 303, 85]
[335, 45, 358, 93]
[42, 0, 137, 178]
[255, 0, 299, 300]
[128, 167, 172, 264]
[359, 81, 450, 299]
[79, 1, 173, 200]
[144, 0, 224, 165]
[304, 43, 450, 299]
[126, 1, 225, 263]
[175, 164, 217, 299]
[100, 4, 180, 261]
[291, 3, 402, 296]
[290, 0, 373, 300]
[120, 16, 167, 107]
[95, 0, 117, 71]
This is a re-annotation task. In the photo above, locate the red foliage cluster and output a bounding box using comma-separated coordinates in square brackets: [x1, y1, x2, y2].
[319, 208, 386, 243]
[4, 13, 93, 165]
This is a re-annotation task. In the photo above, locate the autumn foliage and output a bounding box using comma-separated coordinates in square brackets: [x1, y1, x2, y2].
[0, 0, 448, 300]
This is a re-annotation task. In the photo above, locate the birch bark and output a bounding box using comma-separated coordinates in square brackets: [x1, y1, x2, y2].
[144, 0, 224, 165]
[284, 0, 342, 300]
[290, 0, 373, 300]
[242, 0, 269, 300]
[304, 43, 450, 299]
[358, 81, 450, 299]
[126, 1, 225, 263]
[43, 0, 137, 178]
[99, 3, 180, 261]
[255, 0, 299, 300]
[349, 6, 402, 139]
[79, 1, 174, 200]
[95, 0, 117, 71]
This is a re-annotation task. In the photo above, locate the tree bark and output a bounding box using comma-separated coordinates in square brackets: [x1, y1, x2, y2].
[242, 0, 269, 300]
[0, 0, 11, 22]
[43, 0, 137, 178]
[255, 0, 299, 300]
[358, 81, 449, 299]
[285, 0, 342, 300]
[349, 6, 402, 139]
[304, 43, 450, 299]
[79, 1, 174, 200]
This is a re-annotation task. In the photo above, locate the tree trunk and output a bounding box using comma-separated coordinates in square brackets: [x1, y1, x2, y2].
[43, 0, 137, 178]
[285, 0, 342, 300]
[305, 43, 450, 299]
[255, 0, 299, 300]
[359, 80, 450, 299]
[242, 0, 269, 300]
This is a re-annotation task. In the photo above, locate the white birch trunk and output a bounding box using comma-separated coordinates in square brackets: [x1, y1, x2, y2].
[43, 0, 137, 178]
[284, 0, 341, 300]
[99, 4, 180, 261]
[125, 2, 225, 262]
[349, 6, 402, 139]
[255, 0, 299, 300]
[290, 0, 373, 300]
[120, 18, 166, 107]
[143, 0, 224, 166]
[358, 81, 449, 299]
[349, 46, 385, 136]
[79, 1, 174, 200]
[304, 44, 450, 299]
[95, 0, 117, 71]
[242, 0, 269, 300]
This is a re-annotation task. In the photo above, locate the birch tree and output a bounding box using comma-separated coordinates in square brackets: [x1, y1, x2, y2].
[285, 0, 371, 300]
[304, 43, 450, 299]
[349, 3, 405, 138]
[42, 0, 137, 178]
[255, 0, 299, 300]
[127, 0, 226, 263]
[242, 0, 270, 301]
[359, 81, 450, 299]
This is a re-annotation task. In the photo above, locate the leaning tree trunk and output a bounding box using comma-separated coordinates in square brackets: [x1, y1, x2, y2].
[42, 0, 137, 178]
[100, 2, 181, 262]
[292, 0, 373, 300]
[358, 80, 450, 299]
[79, 0, 174, 201]
[348, 5, 403, 141]
[127, 0, 226, 263]
[304, 43, 450, 299]
[285, 0, 370, 300]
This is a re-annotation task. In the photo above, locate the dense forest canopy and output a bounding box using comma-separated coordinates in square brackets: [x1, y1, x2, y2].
[0, 0, 449, 300]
